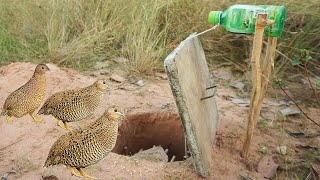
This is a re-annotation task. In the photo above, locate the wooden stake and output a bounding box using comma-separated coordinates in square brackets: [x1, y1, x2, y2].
[241, 14, 273, 159]
[260, 37, 278, 104]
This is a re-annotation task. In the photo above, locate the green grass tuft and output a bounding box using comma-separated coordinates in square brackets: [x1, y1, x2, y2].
[0, 0, 319, 75]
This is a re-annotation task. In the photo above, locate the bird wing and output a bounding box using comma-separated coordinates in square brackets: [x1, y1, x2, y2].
[63, 128, 103, 167]
[39, 86, 101, 119]
[44, 132, 74, 167]
[45, 128, 93, 166]
[3, 78, 36, 111]
[39, 89, 81, 112]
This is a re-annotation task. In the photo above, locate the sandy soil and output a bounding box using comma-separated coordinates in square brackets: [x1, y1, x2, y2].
[0, 63, 319, 180]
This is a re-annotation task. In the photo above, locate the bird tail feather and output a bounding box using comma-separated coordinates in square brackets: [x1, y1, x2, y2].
[43, 159, 52, 168]
[0, 109, 7, 116]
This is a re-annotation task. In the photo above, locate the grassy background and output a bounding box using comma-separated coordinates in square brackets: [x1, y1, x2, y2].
[0, 0, 319, 75]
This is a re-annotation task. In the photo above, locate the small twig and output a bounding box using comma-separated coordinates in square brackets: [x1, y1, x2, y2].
[304, 172, 312, 180]
[164, 149, 168, 154]
[170, 155, 176, 162]
[303, 61, 320, 106]
[276, 81, 320, 128]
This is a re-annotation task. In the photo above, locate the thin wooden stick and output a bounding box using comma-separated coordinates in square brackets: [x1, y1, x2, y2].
[303, 61, 320, 106]
[277, 82, 320, 127]
[259, 37, 278, 105]
[242, 14, 270, 159]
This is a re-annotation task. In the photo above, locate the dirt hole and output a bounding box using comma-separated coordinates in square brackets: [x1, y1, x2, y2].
[113, 111, 186, 161]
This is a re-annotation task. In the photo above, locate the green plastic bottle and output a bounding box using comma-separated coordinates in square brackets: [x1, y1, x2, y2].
[208, 5, 286, 37]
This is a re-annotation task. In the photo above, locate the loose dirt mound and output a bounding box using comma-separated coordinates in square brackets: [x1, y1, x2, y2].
[0, 63, 197, 180]
[1, 63, 318, 179]
[0, 63, 262, 179]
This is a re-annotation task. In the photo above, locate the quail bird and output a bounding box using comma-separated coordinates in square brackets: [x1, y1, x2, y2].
[1, 64, 50, 124]
[44, 107, 125, 179]
[38, 80, 108, 131]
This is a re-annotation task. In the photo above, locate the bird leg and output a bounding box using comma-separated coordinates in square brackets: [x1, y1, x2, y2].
[63, 122, 72, 131]
[57, 119, 67, 130]
[68, 166, 82, 178]
[29, 113, 44, 123]
[77, 168, 97, 179]
[5, 116, 12, 124]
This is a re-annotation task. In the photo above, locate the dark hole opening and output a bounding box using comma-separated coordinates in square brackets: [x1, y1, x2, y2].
[113, 112, 186, 161]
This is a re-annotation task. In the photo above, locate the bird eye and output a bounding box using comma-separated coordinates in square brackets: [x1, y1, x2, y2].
[114, 109, 118, 112]
[103, 82, 106, 84]
[42, 67, 44, 69]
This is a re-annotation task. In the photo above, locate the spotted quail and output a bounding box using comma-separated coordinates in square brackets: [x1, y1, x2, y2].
[44, 107, 124, 179]
[38, 80, 108, 131]
[1, 64, 50, 124]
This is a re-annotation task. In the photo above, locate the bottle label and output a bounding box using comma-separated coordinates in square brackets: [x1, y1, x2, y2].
[254, 9, 267, 17]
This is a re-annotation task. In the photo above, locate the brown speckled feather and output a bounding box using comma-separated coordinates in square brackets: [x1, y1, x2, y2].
[1, 64, 49, 118]
[44, 108, 122, 168]
[38, 80, 107, 122]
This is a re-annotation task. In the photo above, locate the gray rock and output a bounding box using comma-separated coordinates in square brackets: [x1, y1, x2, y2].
[132, 146, 168, 162]
[94, 61, 111, 70]
[280, 108, 301, 116]
[231, 98, 250, 107]
[230, 82, 245, 92]
[110, 73, 126, 83]
[276, 146, 287, 155]
[256, 156, 279, 179]
[135, 80, 144, 87]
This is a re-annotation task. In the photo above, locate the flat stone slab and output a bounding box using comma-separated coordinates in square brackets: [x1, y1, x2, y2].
[164, 33, 219, 177]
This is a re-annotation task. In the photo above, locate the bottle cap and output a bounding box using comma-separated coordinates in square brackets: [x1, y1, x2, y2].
[208, 11, 222, 25]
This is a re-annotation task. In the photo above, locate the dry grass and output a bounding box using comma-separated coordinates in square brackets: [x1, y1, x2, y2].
[0, 0, 319, 75]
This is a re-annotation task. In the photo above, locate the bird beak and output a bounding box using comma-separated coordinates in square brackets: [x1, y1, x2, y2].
[116, 112, 125, 117]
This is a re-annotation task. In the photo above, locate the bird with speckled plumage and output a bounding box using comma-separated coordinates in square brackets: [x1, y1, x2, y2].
[1, 64, 50, 124]
[38, 80, 108, 131]
[44, 107, 124, 179]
